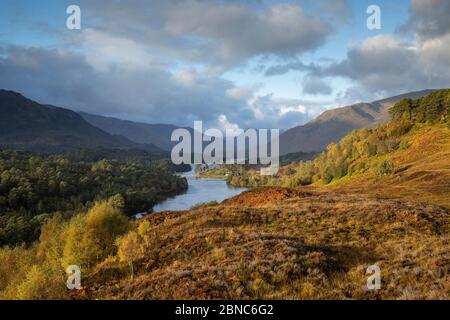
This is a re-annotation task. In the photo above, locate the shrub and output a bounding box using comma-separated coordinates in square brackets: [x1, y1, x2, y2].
[323, 168, 334, 184]
[15, 265, 66, 300]
[137, 220, 152, 248]
[63, 198, 129, 270]
[62, 214, 100, 270]
[386, 139, 400, 152]
[0, 245, 36, 295]
[117, 231, 142, 280]
[86, 199, 129, 256]
[298, 177, 312, 186]
[399, 140, 410, 150]
[376, 160, 394, 177]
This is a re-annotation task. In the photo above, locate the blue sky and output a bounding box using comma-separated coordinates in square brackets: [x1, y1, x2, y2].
[0, 1, 67, 47]
[0, 0, 410, 94]
[223, 0, 411, 99]
[0, 0, 449, 130]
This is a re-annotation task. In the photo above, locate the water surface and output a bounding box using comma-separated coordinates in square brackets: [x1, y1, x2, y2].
[152, 168, 246, 212]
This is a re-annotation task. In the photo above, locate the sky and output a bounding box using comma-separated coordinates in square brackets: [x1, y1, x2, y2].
[0, 0, 449, 131]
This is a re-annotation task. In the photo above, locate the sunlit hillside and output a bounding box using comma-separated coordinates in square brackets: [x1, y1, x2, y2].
[76, 187, 449, 300]
[77, 91, 449, 300]
[227, 90, 450, 208]
[328, 124, 450, 208]
[0, 91, 448, 300]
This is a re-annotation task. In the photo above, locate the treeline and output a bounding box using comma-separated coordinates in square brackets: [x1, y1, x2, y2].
[57, 148, 191, 173]
[0, 149, 187, 246]
[61, 148, 164, 163]
[228, 90, 450, 188]
[389, 89, 450, 123]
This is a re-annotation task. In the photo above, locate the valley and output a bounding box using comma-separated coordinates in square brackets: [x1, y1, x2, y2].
[0, 89, 448, 300]
[1, 0, 450, 306]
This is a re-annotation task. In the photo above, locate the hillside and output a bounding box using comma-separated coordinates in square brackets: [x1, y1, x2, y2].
[280, 90, 433, 155]
[0, 150, 188, 247]
[230, 90, 450, 206]
[77, 188, 448, 300]
[79, 112, 192, 151]
[3, 168, 446, 299]
[75, 91, 449, 300]
[0, 90, 162, 153]
[326, 124, 450, 208]
[0, 90, 448, 300]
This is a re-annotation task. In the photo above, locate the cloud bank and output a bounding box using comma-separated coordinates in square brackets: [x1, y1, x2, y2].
[0, 0, 449, 130]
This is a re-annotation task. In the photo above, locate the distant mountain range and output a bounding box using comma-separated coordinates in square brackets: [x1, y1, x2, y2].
[280, 90, 433, 155]
[0, 88, 436, 157]
[80, 89, 433, 157]
[0, 90, 162, 153]
[79, 112, 191, 152]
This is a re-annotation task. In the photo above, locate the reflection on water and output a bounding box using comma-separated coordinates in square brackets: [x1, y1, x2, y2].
[152, 167, 246, 212]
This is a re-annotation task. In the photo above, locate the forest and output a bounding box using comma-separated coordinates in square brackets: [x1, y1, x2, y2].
[227, 90, 450, 188]
[0, 150, 188, 247]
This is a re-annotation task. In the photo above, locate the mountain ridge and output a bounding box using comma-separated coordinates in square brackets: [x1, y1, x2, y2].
[0, 89, 163, 153]
[79, 112, 193, 152]
[280, 89, 434, 155]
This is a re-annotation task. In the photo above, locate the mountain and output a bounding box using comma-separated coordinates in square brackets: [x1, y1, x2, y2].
[1, 90, 448, 300]
[83, 109, 450, 299]
[79, 112, 192, 151]
[280, 90, 433, 155]
[0, 90, 162, 153]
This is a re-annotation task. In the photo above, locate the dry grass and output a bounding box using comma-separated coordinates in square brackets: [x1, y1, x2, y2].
[80, 188, 449, 300]
[328, 125, 450, 208]
[75, 125, 450, 300]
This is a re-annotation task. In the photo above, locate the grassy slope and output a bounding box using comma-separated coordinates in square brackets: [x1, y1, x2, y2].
[78, 124, 449, 300]
[326, 124, 450, 208]
[83, 188, 448, 299]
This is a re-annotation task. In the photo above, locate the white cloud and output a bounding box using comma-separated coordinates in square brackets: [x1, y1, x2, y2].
[75, 0, 332, 69]
[279, 105, 306, 116]
[218, 114, 241, 135]
[406, 0, 450, 40]
[226, 86, 255, 101]
[0, 46, 254, 127]
[263, 1, 450, 102]
[319, 33, 450, 100]
[5, 0, 449, 132]
[172, 69, 199, 86]
[302, 76, 333, 95]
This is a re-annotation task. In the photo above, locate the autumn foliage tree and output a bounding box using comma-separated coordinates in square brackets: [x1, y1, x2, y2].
[0, 196, 131, 299]
[117, 231, 142, 280]
[63, 197, 129, 271]
[227, 90, 450, 188]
